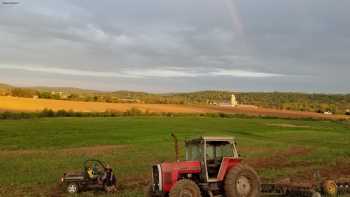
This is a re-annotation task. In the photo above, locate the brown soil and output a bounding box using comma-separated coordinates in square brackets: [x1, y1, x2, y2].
[0, 145, 128, 158]
[318, 159, 350, 179]
[244, 147, 313, 169]
[245, 147, 350, 187]
[239, 146, 275, 155]
[280, 159, 350, 187]
[117, 174, 150, 190]
[266, 123, 311, 128]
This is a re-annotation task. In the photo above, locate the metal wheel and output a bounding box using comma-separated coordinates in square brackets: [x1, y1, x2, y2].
[224, 164, 260, 197]
[322, 180, 337, 196]
[179, 188, 196, 197]
[169, 179, 201, 197]
[311, 191, 322, 197]
[236, 175, 252, 196]
[66, 183, 79, 193]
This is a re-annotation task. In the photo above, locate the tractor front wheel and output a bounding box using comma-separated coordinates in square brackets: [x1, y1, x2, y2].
[224, 164, 261, 197]
[169, 179, 201, 197]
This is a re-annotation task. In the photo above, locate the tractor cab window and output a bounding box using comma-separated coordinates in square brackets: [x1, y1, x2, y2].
[217, 142, 235, 158]
[206, 141, 234, 161]
[206, 141, 234, 179]
[186, 143, 203, 161]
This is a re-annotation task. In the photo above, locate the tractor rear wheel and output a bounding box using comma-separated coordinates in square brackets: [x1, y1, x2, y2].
[169, 179, 201, 197]
[224, 164, 261, 197]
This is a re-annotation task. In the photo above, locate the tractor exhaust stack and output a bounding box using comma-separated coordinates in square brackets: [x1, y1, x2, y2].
[171, 133, 179, 162]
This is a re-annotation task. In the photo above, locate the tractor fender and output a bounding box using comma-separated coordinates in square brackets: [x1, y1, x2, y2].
[216, 157, 241, 181]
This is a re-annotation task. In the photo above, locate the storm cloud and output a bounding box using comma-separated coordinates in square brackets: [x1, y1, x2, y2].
[0, 0, 349, 92]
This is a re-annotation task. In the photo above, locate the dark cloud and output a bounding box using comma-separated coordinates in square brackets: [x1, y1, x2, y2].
[0, 0, 349, 92]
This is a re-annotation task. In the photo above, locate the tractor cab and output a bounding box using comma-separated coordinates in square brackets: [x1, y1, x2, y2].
[185, 136, 239, 182]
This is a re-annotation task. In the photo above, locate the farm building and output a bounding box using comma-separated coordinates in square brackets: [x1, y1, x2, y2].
[231, 94, 238, 107]
[219, 94, 239, 107]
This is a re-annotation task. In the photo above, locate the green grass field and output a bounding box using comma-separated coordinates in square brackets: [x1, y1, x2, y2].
[0, 116, 349, 196]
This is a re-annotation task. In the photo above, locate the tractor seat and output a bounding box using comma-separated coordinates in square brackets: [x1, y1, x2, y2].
[207, 163, 218, 168]
[207, 159, 221, 168]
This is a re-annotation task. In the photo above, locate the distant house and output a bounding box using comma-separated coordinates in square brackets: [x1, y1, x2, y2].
[324, 111, 333, 115]
[50, 91, 68, 99]
[61, 94, 68, 99]
[346, 109, 350, 115]
[118, 98, 141, 103]
[51, 91, 64, 96]
[219, 94, 239, 107]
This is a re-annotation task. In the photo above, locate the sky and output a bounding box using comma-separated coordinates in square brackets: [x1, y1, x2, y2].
[0, 0, 349, 93]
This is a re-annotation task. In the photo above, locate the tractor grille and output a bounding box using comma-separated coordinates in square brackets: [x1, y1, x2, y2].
[152, 165, 160, 191]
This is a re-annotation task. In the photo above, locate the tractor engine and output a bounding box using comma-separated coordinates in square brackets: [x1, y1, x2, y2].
[152, 161, 201, 193]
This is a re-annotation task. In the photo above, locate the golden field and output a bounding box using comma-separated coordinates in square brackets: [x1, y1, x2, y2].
[0, 96, 217, 113]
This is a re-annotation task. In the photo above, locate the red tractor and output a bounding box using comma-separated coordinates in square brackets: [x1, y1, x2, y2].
[146, 135, 261, 197]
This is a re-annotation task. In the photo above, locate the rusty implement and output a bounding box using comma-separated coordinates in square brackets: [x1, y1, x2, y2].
[336, 178, 350, 195]
[261, 183, 320, 197]
[262, 177, 350, 197]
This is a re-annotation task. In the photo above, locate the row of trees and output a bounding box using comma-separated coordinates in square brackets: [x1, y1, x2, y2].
[237, 92, 350, 114]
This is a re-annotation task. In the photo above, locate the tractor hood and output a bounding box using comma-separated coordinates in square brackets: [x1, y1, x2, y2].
[161, 161, 201, 173]
[157, 161, 201, 192]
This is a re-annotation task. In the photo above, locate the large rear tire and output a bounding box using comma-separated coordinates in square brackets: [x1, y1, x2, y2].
[169, 179, 201, 197]
[224, 164, 261, 197]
